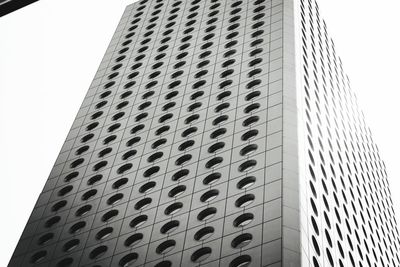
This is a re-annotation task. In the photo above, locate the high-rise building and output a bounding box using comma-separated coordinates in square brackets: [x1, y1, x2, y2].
[8, 0, 400, 266]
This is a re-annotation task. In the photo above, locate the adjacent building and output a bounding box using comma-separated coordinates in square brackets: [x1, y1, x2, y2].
[0, 0, 38, 17]
[8, 0, 400, 266]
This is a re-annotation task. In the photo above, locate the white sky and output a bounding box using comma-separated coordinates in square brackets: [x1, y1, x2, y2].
[0, 0, 399, 265]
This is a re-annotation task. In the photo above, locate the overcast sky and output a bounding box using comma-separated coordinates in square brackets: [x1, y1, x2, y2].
[1, 0, 399, 265]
